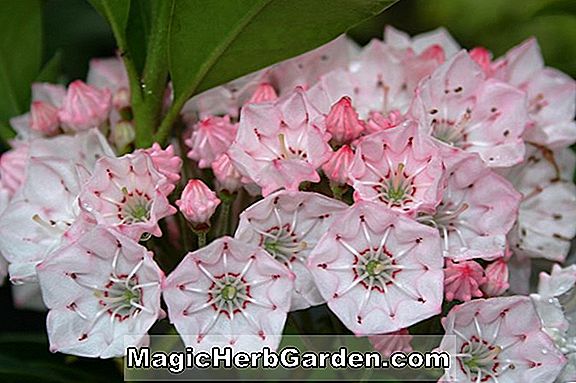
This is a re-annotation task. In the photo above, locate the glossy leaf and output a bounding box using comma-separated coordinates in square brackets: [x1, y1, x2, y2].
[0, 0, 42, 137]
[168, 0, 397, 102]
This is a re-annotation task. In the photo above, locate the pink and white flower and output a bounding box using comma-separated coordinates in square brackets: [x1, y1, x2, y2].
[439, 296, 566, 383]
[349, 121, 444, 214]
[36, 227, 164, 358]
[176, 179, 221, 226]
[384, 25, 460, 60]
[0, 129, 114, 283]
[410, 51, 528, 167]
[78, 151, 176, 239]
[418, 150, 521, 261]
[443, 259, 485, 302]
[163, 237, 294, 352]
[185, 115, 238, 169]
[531, 265, 576, 382]
[229, 89, 332, 196]
[493, 38, 576, 149]
[58, 80, 112, 131]
[235, 191, 347, 310]
[504, 145, 576, 262]
[308, 201, 444, 334]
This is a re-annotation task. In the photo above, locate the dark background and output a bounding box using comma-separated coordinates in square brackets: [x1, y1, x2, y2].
[1, 0, 574, 381]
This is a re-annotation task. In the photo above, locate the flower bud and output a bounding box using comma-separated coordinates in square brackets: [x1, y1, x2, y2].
[176, 179, 221, 225]
[212, 153, 242, 192]
[481, 259, 509, 297]
[325, 96, 364, 144]
[248, 82, 278, 104]
[58, 80, 111, 131]
[111, 121, 135, 152]
[321, 145, 354, 185]
[30, 101, 60, 136]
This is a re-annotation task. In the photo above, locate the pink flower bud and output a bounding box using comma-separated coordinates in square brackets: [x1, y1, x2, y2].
[325, 96, 364, 144]
[58, 80, 111, 131]
[365, 110, 404, 134]
[321, 144, 354, 185]
[144, 143, 182, 187]
[469, 46, 493, 75]
[212, 153, 242, 192]
[185, 115, 238, 168]
[248, 82, 278, 104]
[444, 260, 485, 302]
[112, 88, 130, 110]
[0, 143, 29, 196]
[176, 179, 221, 225]
[481, 259, 509, 297]
[30, 101, 60, 136]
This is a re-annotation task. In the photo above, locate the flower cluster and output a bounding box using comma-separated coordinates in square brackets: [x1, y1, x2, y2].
[0, 26, 574, 382]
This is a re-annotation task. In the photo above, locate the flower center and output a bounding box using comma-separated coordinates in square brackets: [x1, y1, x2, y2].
[277, 133, 308, 160]
[354, 246, 399, 292]
[95, 274, 143, 321]
[119, 187, 152, 223]
[374, 163, 415, 207]
[459, 337, 501, 380]
[261, 224, 307, 267]
[431, 110, 471, 147]
[220, 284, 238, 301]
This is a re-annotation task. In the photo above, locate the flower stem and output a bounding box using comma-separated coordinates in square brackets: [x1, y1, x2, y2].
[196, 230, 207, 248]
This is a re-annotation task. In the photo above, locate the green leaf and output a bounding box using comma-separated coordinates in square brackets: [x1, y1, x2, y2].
[0, 0, 42, 134]
[35, 51, 63, 83]
[168, 0, 397, 102]
[88, 0, 131, 52]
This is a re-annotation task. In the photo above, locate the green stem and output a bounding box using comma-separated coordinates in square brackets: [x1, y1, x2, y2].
[329, 180, 346, 201]
[217, 192, 235, 237]
[153, 96, 187, 144]
[196, 230, 207, 248]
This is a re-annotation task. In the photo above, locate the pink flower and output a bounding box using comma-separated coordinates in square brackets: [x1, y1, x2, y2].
[325, 96, 365, 144]
[143, 143, 182, 187]
[308, 201, 444, 334]
[493, 38, 576, 149]
[228, 89, 332, 196]
[185, 115, 238, 168]
[321, 144, 355, 185]
[444, 259, 485, 301]
[504, 145, 576, 262]
[58, 80, 112, 131]
[235, 191, 347, 310]
[417, 150, 521, 261]
[469, 46, 493, 75]
[248, 82, 278, 104]
[79, 151, 176, 239]
[176, 179, 221, 226]
[349, 121, 444, 214]
[410, 51, 528, 167]
[0, 129, 115, 283]
[163, 237, 294, 352]
[36, 227, 164, 358]
[368, 329, 413, 358]
[439, 296, 566, 383]
[481, 259, 509, 297]
[531, 265, 576, 381]
[211, 153, 243, 193]
[0, 142, 29, 197]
